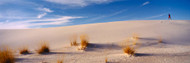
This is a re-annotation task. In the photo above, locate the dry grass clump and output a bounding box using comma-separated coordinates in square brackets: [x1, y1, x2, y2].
[119, 38, 130, 48]
[158, 36, 163, 43]
[70, 41, 78, 46]
[105, 57, 108, 63]
[70, 35, 78, 46]
[78, 34, 89, 50]
[132, 33, 139, 40]
[132, 33, 139, 45]
[37, 41, 50, 54]
[57, 60, 63, 63]
[0, 47, 15, 63]
[57, 55, 64, 63]
[123, 45, 135, 57]
[19, 47, 29, 54]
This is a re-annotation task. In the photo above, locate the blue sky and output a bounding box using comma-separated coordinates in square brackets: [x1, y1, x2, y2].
[0, 0, 190, 29]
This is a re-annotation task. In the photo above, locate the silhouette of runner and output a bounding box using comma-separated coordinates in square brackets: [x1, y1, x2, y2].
[168, 14, 171, 20]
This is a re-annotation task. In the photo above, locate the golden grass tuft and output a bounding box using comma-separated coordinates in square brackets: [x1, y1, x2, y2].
[70, 41, 78, 46]
[132, 33, 139, 40]
[37, 41, 50, 54]
[123, 45, 135, 56]
[70, 35, 78, 46]
[19, 47, 29, 54]
[132, 33, 139, 45]
[0, 47, 15, 63]
[78, 34, 89, 50]
[57, 60, 63, 63]
[57, 54, 64, 63]
[158, 36, 163, 43]
[105, 57, 108, 63]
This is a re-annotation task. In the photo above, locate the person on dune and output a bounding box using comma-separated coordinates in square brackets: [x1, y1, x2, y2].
[168, 13, 172, 20]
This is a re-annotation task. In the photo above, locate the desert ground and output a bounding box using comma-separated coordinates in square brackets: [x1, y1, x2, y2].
[0, 20, 190, 63]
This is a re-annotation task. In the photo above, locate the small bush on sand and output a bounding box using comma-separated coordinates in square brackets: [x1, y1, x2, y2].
[37, 41, 50, 54]
[123, 45, 135, 57]
[0, 47, 15, 63]
[19, 47, 29, 54]
[78, 34, 89, 50]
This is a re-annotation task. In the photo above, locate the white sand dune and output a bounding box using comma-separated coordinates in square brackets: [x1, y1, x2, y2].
[0, 20, 190, 63]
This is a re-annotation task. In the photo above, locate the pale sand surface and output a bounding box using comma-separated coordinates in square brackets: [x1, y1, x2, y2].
[0, 20, 190, 63]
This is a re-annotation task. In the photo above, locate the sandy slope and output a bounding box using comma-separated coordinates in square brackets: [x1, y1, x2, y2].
[0, 20, 190, 63]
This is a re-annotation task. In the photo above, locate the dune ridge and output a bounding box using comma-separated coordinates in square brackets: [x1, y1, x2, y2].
[0, 20, 190, 63]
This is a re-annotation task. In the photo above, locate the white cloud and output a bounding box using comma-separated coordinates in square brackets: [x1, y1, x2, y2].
[142, 1, 150, 6]
[145, 13, 167, 19]
[0, 16, 82, 29]
[45, 0, 114, 7]
[37, 8, 53, 18]
[37, 13, 47, 18]
[38, 8, 53, 13]
[86, 9, 127, 22]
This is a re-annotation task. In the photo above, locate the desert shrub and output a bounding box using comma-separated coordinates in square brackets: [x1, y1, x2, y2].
[123, 45, 135, 56]
[78, 34, 89, 50]
[37, 41, 50, 54]
[19, 47, 29, 54]
[0, 47, 15, 63]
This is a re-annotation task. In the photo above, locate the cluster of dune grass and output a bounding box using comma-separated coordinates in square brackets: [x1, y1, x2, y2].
[0, 33, 165, 62]
[70, 40, 78, 46]
[19, 41, 50, 54]
[57, 60, 63, 63]
[70, 34, 89, 50]
[19, 46, 29, 54]
[0, 47, 15, 63]
[79, 34, 89, 50]
[123, 45, 135, 57]
[158, 36, 163, 43]
[120, 33, 164, 57]
[0, 41, 50, 63]
[0, 34, 89, 63]
[118, 33, 138, 57]
[70, 35, 78, 46]
[132, 33, 139, 45]
[105, 57, 108, 63]
[37, 41, 50, 54]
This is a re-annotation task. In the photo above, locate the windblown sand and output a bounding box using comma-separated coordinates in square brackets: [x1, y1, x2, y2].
[0, 20, 190, 63]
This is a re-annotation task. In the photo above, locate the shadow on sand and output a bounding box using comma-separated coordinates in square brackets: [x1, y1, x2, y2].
[135, 53, 154, 57]
[39, 52, 82, 55]
[85, 43, 122, 51]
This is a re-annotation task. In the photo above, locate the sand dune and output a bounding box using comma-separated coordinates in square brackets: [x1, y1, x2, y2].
[0, 20, 190, 63]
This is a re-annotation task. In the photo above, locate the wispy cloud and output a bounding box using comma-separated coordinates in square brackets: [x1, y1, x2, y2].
[86, 9, 127, 22]
[37, 13, 47, 18]
[142, 1, 150, 6]
[38, 8, 53, 13]
[145, 13, 167, 19]
[45, 0, 114, 7]
[37, 8, 53, 18]
[0, 16, 82, 29]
